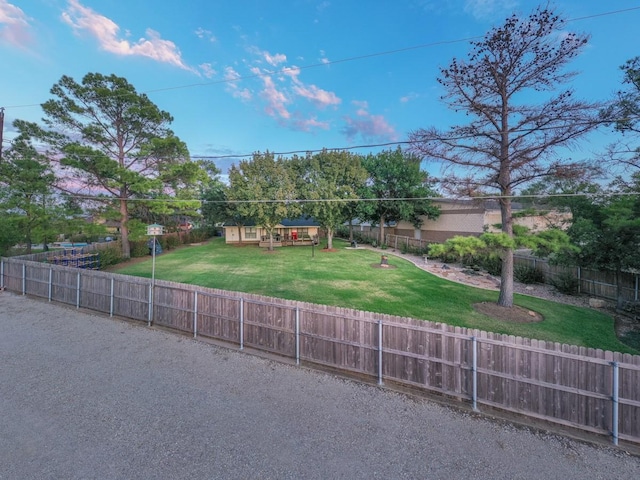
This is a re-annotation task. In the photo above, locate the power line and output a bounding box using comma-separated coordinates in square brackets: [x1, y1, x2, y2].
[8, 190, 639, 205]
[2, 6, 640, 111]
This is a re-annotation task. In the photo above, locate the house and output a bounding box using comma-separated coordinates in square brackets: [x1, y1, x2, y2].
[224, 217, 321, 247]
[394, 198, 571, 243]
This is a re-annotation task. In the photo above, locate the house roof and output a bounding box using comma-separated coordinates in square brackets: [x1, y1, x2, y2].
[224, 216, 320, 228]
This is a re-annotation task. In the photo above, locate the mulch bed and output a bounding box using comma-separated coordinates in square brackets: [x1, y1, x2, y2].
[473, 302, 544, 323]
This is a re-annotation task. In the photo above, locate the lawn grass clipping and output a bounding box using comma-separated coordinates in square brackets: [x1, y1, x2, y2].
[111, 237, 637, 354]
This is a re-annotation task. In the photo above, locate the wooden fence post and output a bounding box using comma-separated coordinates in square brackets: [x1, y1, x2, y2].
[48, 267, 53, 302]
[0, 259, 4, 290]
[22, 263, 26, 295]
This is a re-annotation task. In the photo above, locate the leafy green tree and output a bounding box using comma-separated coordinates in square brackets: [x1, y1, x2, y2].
[228, 152, 301, 251]
[35, 72, 200, 258]
[301, 150, 368, 249]
[0, 125, 56, 253]
[362, 147, 439, 245]
[410, 7, 600, 307]
[567, 194, 640, 309]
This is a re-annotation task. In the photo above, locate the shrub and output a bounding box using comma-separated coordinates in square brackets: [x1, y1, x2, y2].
[130, 240, 149, 258]
[550, 271, 579, 295]
[98, 244, 123, 268]
[477, 255, 502, 276]
[189, 228, 210, 243]
[514, 265, 545, 284]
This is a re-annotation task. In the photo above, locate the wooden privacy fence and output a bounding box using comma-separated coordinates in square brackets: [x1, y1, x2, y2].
[1, 257, 640, 447]
[514, 254, 640, 303]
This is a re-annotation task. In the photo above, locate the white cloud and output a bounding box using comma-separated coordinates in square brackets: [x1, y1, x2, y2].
[264, 51, 287, 66]
[224, 66, 253, 101]
[400, 92, 420, 103]
[194, 27, 216, 43]
[223, 45, 341, 131]
[199, 63, 216, 78]
[0, 0, 34, 48]
[62, 0, 195, 72]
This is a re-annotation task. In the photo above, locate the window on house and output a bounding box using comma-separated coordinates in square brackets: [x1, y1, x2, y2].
[245, 227, 257, 239]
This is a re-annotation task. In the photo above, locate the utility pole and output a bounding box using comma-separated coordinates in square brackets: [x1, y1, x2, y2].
[0, 107, 4, 162]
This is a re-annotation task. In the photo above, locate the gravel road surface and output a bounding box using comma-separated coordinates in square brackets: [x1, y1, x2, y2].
[1, 291, 639, 479]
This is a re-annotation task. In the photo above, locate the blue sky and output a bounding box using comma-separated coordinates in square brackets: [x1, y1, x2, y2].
[1, 0, 639, 178]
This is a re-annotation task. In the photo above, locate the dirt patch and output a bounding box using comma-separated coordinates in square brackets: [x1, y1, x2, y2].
[321, 248, 339, 252]
[370, 263, 398, 269]
[473, 302, 544, 323]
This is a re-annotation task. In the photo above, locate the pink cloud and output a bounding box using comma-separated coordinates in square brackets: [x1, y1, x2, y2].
[264, 51, 286, 66]
[0, 1, 34, 48]
[292, 83, 340, 109]
[62, 0, 194, 72]
[259, 75, 290, 119]
[342, 101, 398, 142]
[292, 115, 330, 132]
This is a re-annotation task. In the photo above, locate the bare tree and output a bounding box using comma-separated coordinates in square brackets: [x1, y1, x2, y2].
[410, 7, 600, 307]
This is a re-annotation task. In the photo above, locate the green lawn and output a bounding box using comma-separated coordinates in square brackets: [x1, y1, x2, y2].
[111, 237, 637, 354]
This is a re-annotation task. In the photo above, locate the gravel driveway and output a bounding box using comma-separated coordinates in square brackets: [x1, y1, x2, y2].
[1, 291, 639, 480]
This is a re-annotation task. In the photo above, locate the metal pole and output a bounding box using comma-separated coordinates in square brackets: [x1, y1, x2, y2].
[193, 291, 198, 338]
[76, 271, 80, 308]
[378, 320, 383, 386]
[48, 267, 52, 302]
[150, 235, 156, 325]
[611, 361, 619, 446]
[0, 259, 4, 289]
[109, 277, 114, 317]
[295, 307, 300, 365]
[472, 336, 478, 411]
[239, 297, 244, 350]
[147, 283, 153, 326]
[22, 263, 26, 295]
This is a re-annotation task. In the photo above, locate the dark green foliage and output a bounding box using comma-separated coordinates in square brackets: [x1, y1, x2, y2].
[478, 256, 502, 276]
[514, 265, 545, 284]
[130, 240, 150, 258]
[98, 244, 123, 268]
[550, 272, 580, 295]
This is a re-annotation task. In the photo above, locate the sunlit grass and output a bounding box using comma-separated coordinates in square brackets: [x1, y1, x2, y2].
[111, 237, 637, 354]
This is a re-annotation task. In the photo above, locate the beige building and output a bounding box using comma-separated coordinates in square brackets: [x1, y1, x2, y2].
[224, 217, 320, 247]
[394, 199, 570, 243]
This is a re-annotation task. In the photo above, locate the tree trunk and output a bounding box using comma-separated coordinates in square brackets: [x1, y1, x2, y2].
[348, 219, 354, 242]
[498, 249, 514, 307]
[379, 215, 385, 245]
[120, 197, 130, 259]
[497, 195, 514, 307]
[326, 226, 334, 249]
[236, 225, 243, 244]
